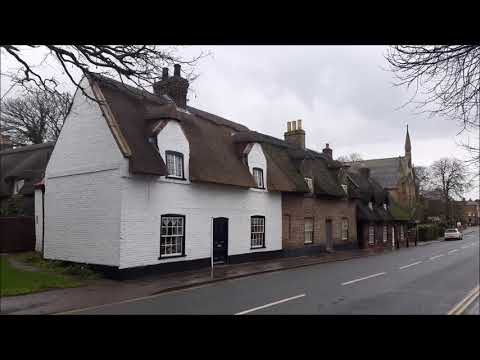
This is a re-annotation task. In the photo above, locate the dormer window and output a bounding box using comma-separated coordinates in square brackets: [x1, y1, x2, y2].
[305, 177, 314, 193]
[166, 151, 184, 179]
[253, 168, 264, 189]
[341, 184, 348, 194]
[13, 179, 24, 195]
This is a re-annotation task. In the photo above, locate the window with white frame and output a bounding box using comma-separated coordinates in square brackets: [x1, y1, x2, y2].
[304, 218, 314, 244]
[13, 179, 24, 195]
[368, 225, 375, 245]
[160, 215, 185, 258]
[383, 225, 388, 243]
[400, 225, 404, 242]
[253, 168, 264, 189]
[251, 216, 265, 248]
[368, 201, 373, 210]
[341, 218, 349, 241]
[165, 151, 184, 179]
[341, 184, 348, 194]
[305, 177, 314, 193]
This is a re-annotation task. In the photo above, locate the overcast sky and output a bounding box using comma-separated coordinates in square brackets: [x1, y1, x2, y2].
[1, 45, 478, 199]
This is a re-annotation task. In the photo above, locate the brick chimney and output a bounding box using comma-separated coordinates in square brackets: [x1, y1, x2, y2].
[153, 64, 189, 108]
[322, 143, 332, 159]
[284, 120, 305, 149]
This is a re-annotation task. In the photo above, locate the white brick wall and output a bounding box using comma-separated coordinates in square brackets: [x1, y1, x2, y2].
[119, 178, 281, 269]
[43, 78, 127, 266]
[44, 169, 122, 266]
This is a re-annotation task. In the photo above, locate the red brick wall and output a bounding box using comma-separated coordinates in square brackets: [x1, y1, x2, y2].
[282, 194, 357, 250]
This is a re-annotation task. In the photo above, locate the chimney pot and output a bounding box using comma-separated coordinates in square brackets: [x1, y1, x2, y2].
[174, 64, 181, 76]
[162, 67, 169, 80]
[287, 121, 292, 132]
[297, 119, 302, 130]
[292, 120, 297, 131]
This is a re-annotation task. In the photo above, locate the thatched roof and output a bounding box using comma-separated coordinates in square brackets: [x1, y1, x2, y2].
[89, 74, 349, 196]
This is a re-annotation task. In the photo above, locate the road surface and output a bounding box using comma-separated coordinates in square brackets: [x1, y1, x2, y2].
[68, 227, 479, 315]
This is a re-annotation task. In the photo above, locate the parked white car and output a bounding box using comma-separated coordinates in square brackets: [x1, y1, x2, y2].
[444, 228, 463, 240]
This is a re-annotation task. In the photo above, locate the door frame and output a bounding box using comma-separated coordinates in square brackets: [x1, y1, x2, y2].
[213, 217, 229, 264]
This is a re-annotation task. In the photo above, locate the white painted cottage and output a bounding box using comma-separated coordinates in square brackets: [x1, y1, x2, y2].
[41, 66, 284, 272]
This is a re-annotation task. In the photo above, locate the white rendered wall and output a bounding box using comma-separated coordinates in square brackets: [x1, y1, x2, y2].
[156, 120, 190, 183]
[119, 126, 281, 268]
[247, 143, 268, 190]
[34, 189, 43, 252]
[43, 78, 127, 266]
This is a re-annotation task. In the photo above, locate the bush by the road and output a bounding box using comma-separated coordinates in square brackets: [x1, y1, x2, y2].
[417, 224, 440, 242]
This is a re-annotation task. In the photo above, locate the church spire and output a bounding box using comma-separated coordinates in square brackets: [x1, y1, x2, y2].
[405, 124, 411, 154]
[405, 124, 412, 167]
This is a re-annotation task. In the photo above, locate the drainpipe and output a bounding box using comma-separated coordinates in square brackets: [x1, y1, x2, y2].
[41, 187, 45, 259]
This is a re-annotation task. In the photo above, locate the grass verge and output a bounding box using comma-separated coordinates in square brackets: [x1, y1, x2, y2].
[1, 252, 101, 297]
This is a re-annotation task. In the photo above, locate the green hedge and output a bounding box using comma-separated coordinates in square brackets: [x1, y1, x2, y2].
[417, 224, 440, 242]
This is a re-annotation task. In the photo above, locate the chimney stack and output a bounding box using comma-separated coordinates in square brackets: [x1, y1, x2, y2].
[359, 166, 370, 179]
[322, 143, 332, 159]
[153, 64, 189, 108]
[284, 120, 306, 149]
[162, 67, 169, 80]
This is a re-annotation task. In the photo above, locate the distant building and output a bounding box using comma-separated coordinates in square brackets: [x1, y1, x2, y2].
[347, 127, 417, 214]
[0, 142, 54, 215]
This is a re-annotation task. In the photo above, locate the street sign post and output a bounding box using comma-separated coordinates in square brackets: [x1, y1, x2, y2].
[211, 217, 214, 279]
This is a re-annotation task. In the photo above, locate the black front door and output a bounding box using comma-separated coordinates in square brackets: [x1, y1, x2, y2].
[213, 217, 228, 264]
[326, 219, 333, 251]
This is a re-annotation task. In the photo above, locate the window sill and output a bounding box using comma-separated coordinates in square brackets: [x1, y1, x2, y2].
[304, 242, 314, 245]
[165, 176, 187, 181]
[250, 246, 266, 250]
[158, 254, 186, 260]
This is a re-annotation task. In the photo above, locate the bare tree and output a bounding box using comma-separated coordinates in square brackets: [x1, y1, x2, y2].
[1, 45, 206, 102]
[385, 46, 480, 163]
[429, 158, 471, 223]
[413, 166, 431, 197]
[336, 152, 363, 163]
[1, 88, 72, 145]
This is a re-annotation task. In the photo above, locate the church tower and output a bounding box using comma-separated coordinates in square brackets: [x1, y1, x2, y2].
[405, 125, 412, 168]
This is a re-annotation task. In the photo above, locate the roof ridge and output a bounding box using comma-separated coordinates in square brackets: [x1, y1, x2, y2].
[356, 155, 404, 162]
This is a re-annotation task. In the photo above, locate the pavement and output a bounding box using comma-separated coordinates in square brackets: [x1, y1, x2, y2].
[62, 227, 480, 315]
[1, 226, 477, 315]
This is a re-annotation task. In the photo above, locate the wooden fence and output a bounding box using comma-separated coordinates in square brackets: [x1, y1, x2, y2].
[0, 216, 35, 253]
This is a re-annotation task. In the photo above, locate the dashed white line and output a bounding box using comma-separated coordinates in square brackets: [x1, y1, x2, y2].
[429, 254, 445, 261]
[448, 249, 459, 254]
[235, 294, 306, 315]
[341, 272, 386, 286]
[399, 261, 422, 270]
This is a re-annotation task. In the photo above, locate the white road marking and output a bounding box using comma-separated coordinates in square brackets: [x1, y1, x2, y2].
[341, 272, 386, 286]
[448, 249, 459, 254]
[235, 294, 306, 315]
[461, 245, 469, 249]
[399, 261, 422, 270]
[429, 254, 445, 261]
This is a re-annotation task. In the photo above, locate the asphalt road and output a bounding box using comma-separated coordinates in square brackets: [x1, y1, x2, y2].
[71, 228, 479, 315]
